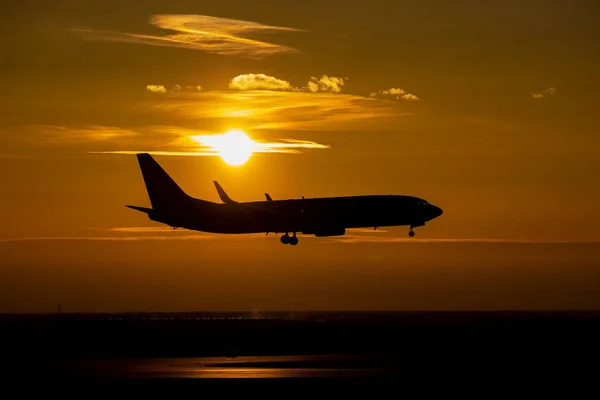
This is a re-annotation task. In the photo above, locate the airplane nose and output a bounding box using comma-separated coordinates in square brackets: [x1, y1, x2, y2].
[429, 205, 443, 219]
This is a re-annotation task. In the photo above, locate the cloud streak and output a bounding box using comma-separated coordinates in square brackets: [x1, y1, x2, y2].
[157, 90, 406, 131]
[531, 86, 556, 99]
[73, 14, 304, 58]
[89, 126, 330, 157]
[0, 236, 215, 242]
[330, 236, 600, 244]
[14, 125, 139, 144]
[2, 235, 598, 244]
[106, 227, 190, 233]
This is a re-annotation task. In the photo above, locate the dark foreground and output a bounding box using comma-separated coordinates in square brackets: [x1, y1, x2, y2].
[2, 311, 600, 380]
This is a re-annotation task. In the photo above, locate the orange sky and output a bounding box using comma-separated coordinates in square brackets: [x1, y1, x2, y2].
[1, 0, 599, 312]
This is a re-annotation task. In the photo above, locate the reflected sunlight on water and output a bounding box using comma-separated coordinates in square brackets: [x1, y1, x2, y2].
[64, 355, 397, 378]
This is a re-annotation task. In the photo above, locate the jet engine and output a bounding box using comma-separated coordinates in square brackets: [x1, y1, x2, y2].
[308, 228, 346, 237]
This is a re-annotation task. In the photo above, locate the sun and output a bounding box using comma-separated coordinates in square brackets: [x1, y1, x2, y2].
[207, 129, 255, 166]
[215, 129, 255, 166]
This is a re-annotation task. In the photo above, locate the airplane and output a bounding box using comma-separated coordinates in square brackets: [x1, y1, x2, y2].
[126, 153, 443, 246]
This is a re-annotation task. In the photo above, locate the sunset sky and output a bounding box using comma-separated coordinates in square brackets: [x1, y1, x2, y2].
[1, 0, 599, 312]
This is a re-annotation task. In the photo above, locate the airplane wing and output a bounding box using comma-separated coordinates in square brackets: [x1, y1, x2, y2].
[214, 181, 237, 204]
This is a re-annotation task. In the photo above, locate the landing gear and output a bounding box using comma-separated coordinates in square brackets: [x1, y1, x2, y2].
[280, 233, 299, 246]
[408, 227, 415, 237]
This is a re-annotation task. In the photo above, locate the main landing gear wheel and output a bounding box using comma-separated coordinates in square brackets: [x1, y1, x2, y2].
[408, 227, 415, 237]
[280, 233, 299, 245]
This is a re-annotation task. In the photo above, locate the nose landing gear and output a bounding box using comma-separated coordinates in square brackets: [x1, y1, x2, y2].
[408, 222, 424, 237]
[280, 233, 299, 246]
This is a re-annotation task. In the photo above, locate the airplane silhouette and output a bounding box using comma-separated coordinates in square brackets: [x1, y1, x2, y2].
[126, 153, 443, 245]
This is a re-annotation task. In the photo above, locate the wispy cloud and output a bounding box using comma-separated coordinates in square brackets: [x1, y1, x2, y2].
[0, 236, 215, 242]
[12, 125, 139, 144]
[330, 236, 600, 244]
[86, 125, 329, 157]
[72, 14, 304, 58]
[3, 235, 598, 244]
[0, 154, 30, 159]
[106, 227, 187, 233]
[190, 133, 329, 155]
[346, 228, 388, 233]
[531, 86, 557, 99]
[369, 88, 420, 101]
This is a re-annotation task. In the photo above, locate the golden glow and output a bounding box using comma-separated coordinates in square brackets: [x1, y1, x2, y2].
[193, 129, 255, 166]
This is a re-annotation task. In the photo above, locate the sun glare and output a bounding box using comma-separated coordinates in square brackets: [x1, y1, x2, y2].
[195, 129, 255, 166]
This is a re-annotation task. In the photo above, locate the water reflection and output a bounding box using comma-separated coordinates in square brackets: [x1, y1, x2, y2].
[67, 355, 393, 378]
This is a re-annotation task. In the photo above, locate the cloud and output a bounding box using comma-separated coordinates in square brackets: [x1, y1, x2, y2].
[531, 86, 556, 99]
[228, 74, 345, 93]
[146, 85, 167, 93]
[401, 93, 420, 101]
[73, 14, 304, 58]
[307, 75, 345, 93]
[4, 73, 419, 158]
[148, 85, 202, 93]
[144, 73, 414, 131]
[370, 88, 420, 101]
[229, 74, 293, 91]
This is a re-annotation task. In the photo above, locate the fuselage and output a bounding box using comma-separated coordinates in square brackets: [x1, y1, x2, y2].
[148, 194, 443, 236]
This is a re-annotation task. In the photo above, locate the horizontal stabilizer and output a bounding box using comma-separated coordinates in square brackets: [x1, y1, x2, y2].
[126, 205, 153, 214]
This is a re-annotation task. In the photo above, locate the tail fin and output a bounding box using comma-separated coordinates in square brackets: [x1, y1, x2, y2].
[136, 153, 189, 210]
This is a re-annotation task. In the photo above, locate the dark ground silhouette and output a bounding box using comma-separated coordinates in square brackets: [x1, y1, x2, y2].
[1, 310, 599, 380]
